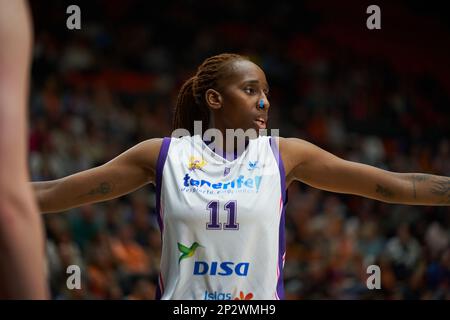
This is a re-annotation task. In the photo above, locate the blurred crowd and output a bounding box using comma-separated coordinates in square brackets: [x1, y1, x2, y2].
[29, 0, 449, 299]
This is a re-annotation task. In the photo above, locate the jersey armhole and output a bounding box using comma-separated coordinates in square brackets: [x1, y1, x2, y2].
[269, 136, 288, 205]
[154, 137, 171, 300]
[155, 137, 171, 233]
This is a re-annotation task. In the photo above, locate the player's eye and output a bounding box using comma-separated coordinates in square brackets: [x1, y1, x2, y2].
[244, 87, 256, 95]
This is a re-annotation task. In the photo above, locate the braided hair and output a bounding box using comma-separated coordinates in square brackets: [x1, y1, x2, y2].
[173, 53, 247, 134]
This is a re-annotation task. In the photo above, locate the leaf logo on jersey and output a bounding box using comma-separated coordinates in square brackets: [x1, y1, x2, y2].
[188, 156, 207, 172]
[178, 242, 203, 264]
[234, 291, 254, 300]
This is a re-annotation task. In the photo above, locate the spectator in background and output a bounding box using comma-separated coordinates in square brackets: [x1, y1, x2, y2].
[385, 223, 422, 281]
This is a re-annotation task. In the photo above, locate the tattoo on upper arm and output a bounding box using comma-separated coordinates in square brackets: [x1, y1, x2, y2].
[411, 174, 431, 199]
[376, 184, 394, 199]
[430, 177, 450, 204]
[78, 182, 114, 199]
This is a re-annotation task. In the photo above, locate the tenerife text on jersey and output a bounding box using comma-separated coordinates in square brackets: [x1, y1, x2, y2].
[182, 174, 262, 193]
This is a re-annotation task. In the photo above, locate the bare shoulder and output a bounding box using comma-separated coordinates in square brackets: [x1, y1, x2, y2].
[117, 138, 163, 183]
[277, 137, 321, 185]
[278, 137, 309, 169]
[131, 138, 163, 171]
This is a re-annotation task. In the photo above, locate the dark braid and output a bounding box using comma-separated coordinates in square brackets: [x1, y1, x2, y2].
[173, 53, 247, 134]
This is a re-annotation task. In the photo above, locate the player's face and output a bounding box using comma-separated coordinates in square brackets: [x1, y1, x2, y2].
[216, 60, 270, 132]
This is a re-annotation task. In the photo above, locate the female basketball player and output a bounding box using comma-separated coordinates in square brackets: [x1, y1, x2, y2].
[33, 53, 449, 299]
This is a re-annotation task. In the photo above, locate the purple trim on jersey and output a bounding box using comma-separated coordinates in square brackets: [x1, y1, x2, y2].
[155, 275, 162, 300]
[269, 136, 287, 300]
[155, 137, 171, 233]
[155, 137, 171, 300]
[155, 272, 164, 300]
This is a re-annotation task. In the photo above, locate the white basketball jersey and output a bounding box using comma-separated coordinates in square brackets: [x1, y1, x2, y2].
[154, 135, 287, 300]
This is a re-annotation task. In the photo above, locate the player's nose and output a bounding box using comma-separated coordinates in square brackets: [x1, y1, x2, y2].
[257, 94, 270, 110]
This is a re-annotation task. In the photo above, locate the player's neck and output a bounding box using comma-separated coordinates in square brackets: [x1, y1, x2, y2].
[202, 135, 250, 161]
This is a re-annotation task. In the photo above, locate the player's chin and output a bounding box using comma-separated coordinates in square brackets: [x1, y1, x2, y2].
[244, 125, 266, 138]
[252, 119, 267, 132]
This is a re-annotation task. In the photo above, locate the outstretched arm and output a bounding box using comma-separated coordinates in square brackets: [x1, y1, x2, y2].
[33, 138, 162, 213]
[280, 137, 449, 206]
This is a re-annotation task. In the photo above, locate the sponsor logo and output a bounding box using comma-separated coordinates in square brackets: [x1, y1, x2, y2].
[188, 156, 207, 172]
[183, 174, 262, 192]
[247, 161, 259, 171]
[203, 291, 232, 300]
[193, 261, 249, 276]
[234, 291, 254, 300]
[177, 243, 250, 278]
[202, 290, 254, 300]
[177, 242, 203, 264]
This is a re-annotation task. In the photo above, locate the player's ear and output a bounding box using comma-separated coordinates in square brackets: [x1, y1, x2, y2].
[205, 89, 222, 110]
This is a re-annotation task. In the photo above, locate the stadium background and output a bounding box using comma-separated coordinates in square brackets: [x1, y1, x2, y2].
[28, 0, 449, 299]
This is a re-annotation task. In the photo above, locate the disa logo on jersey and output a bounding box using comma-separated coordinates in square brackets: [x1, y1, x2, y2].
[193, 261, 249, 276]
[177, 242, 203, 264]
[177, 242, 250, 277]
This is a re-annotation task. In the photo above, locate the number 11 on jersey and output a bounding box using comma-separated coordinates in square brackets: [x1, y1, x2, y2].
[206, 200, 239, 230]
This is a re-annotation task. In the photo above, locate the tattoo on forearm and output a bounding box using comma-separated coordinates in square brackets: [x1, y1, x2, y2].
[376, 184, 394, 199]
[429, 177, 450, 204]
[411, 174, 431, 199]
[78, 182, 114, 199]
